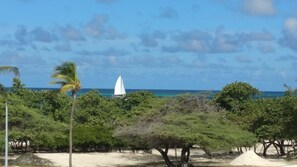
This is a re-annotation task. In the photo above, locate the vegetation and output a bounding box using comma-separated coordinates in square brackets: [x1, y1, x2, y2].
[213, 81, 259, 111]
[1, 66, 297, 166]
[218, 83, 297, 157]
[0, 65, 20, 167]
[0, 94, 68, 152]
[116, 95, 256, 166]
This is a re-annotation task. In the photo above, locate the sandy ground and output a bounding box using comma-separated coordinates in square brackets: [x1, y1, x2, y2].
[34, 148, 297, 167]
[35, 149, 232, 167]
[2, 147, 296, 167]
[36, 152, 162, 167]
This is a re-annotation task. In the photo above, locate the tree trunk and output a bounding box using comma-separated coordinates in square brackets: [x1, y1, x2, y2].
[69, 93, 77, 167]
[272, 140, 286, 156]
[263, 142, 272, 157]
[186, 147, 190, 163]
[202, 147, 213, 158]
[181, 144, 190, 164]
[156, 146, 174, 167]
[292, 140, 296, 154]
[278, 140, 286, 156]
[180, 144, 192, 167]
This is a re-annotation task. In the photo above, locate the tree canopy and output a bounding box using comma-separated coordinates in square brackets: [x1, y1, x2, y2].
[213, 81, 259, 111]
[116, 95, 256, 166]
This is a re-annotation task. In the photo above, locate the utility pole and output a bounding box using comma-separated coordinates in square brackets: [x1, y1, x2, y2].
[5, 101, 8, 167]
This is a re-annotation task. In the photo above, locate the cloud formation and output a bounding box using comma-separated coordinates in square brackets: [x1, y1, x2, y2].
[129, 55, 185, 68]
[77, 47, 129, 57]
[242, 0, 275, 16]
[60, 26, 85, 41]
[158, 6, 178, 19]
[139, 31, 166, 47]
[279, 18, 297, 52]
[84, 15, 124, 39]
[31, 27, 57, 43]
[162, 29, 274, 54]
[7, 15, 124, 53]
[15, 26, 58, 45]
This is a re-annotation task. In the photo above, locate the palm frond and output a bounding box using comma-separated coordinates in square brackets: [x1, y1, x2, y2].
[49, 81, 67, 86]
[51, 74, 74, 83]
[50, 62, 81, 94]
[0, 66, 20, 78]
[52, 62, 76, 79]
[60, 84, 76, 93]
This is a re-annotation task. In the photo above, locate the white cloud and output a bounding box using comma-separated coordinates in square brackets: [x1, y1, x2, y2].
[139, 31, 166, 47]
[60, 26, 85, 41]
[31, 27, 58, 43]
[14, 26, 58, 45]
[279, 17, 297, 52]
[243, 0, 275, 16]
[85, 15, 108, 38]
[284, 18, 297, 37]
[84, 15, 124, 39]
[162, 29, 274, 54]
[104, 56, 122, 68]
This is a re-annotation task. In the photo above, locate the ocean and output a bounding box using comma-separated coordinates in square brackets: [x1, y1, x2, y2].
[28, 88, 285, 98]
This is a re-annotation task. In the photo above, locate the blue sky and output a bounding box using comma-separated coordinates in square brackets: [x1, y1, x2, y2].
[1, 0, 297, 91]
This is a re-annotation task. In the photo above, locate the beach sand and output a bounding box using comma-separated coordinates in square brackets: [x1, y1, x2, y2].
[35, 149, 231, 167]
[35, 151, 163, 167]
[2, 148, 296, 167]
[34, 148, 297, 167]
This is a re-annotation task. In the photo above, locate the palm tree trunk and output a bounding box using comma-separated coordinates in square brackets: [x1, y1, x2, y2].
[5, 101, 8, 167]
[69, 93, 77, 167]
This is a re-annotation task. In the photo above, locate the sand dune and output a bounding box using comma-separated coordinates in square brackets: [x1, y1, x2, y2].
[230, 150, 286, 166]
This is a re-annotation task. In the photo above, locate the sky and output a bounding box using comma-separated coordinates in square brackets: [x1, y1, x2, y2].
[1, 0, 297, 91]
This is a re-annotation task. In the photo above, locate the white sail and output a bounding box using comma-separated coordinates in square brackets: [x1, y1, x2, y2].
[114, 75, 126, 96]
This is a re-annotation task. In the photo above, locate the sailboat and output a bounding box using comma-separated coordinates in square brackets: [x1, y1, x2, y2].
[114, 75, 126, 96]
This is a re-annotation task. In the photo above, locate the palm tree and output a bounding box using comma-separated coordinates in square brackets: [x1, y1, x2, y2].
[50, 62, 81, 167]
[0, 66, 19, 167]
[0, 66, 20, 78]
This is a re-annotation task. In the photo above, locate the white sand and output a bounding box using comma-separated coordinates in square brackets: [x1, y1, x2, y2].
[35, 152, 161, 167]
[230, 150, 286, 166]
[33, 149, 296, 167]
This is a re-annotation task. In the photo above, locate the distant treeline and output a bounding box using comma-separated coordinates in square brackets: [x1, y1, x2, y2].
[11, 87, 285, 98]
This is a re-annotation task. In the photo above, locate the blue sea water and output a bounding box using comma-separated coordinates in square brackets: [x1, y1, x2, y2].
[28, 88, 285, 98]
